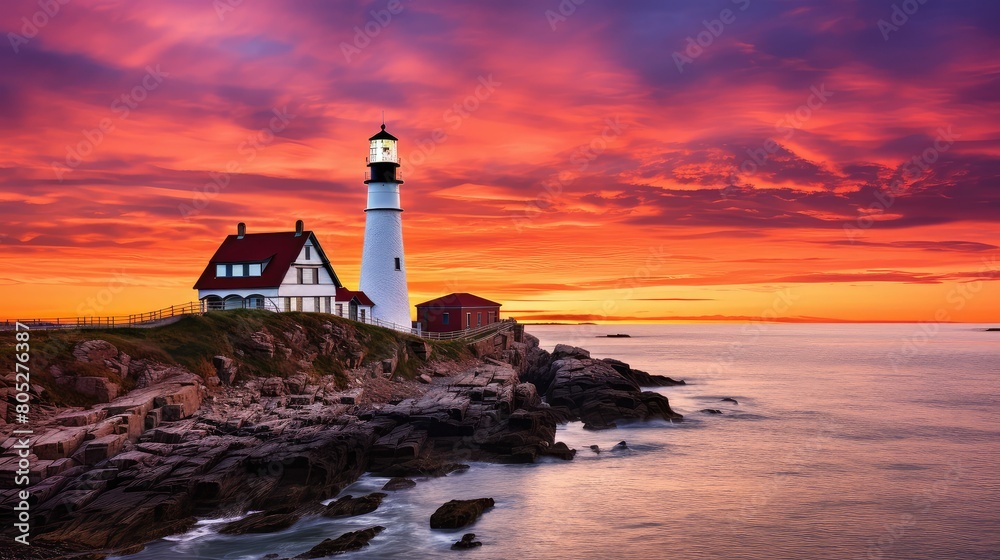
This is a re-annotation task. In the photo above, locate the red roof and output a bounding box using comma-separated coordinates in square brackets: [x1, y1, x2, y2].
[193, 231, 341, 290]
[415, 293, 501, 308]
[336, 287, 375, 307]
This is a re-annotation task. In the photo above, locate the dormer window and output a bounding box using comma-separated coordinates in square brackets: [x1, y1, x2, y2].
[215, 262, 264, 277]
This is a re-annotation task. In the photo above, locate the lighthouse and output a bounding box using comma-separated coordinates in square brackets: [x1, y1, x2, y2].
[359, 123, 412, 329]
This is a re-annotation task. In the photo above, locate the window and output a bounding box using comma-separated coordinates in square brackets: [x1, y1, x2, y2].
[301, 268, 315, 284]
[283, 297, 291, 312]
[336, 303, 343, 316]
[324, 297, 331, 313]
[360, 309, 366, 322]
[466, 313, 471, 328]
[297, 268, 303, 284]
[232, 264, 245, 277]
[394, 257, 401, 271]
[249, 263, 262, 276]
[313, 269, 319, 284]
[442, 312, 449, 325]
[313, 297, 320, 312]
[489, 311, 495, 323]
[295, 297, 303, 311]
[477, 312, 482, 327]
[216, 264, 227, 277]
[305, 246, 311, 260]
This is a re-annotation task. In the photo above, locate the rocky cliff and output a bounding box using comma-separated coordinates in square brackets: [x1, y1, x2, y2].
[0, 313, 682, 558]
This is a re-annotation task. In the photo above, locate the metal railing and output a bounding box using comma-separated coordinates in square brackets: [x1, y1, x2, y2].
[363, 316, 517, 341]
[0, 301, 207, 331]
[1, 300, 517, 342]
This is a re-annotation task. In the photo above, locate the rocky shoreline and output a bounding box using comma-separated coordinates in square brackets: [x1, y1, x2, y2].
[0, 314, 683, 558]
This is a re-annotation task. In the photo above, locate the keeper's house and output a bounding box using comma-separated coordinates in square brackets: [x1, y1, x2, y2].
[193, 221, 374, 321]
[415, 293, 502, 333]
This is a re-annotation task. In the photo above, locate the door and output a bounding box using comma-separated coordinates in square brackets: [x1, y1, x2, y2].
[349, 301, 358, 321]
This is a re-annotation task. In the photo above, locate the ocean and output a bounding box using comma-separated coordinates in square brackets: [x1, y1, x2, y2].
[115, 323, 1000, 559]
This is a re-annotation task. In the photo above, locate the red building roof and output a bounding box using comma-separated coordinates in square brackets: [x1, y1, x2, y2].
[336, 287, 376, 307]
[193, 231, 342, 290]
[415, 293, 501, 308]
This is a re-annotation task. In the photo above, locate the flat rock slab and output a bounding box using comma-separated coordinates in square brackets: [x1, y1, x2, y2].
[55, 408, 108, 427]
[34, 427, 89, 460]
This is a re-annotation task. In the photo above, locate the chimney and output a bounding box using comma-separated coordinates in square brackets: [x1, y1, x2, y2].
[295, 219, 304, 237]
[237, 222, 246, 239]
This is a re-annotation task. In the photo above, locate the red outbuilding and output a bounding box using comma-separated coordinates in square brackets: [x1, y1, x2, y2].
[415, 293, 502, 333]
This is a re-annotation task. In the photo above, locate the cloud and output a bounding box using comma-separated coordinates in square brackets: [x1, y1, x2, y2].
[0, 1, 997, 322]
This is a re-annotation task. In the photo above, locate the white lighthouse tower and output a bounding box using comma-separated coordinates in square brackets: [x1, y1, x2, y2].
[359, 123, 411, 329]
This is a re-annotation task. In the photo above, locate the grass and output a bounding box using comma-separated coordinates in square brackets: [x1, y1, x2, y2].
[0, 310, 474, 408]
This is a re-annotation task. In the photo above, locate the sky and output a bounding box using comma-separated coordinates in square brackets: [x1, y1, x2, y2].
[0, 0, 997, 323]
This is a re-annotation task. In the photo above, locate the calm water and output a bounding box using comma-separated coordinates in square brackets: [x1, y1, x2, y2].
[117, 324, 1000, 559]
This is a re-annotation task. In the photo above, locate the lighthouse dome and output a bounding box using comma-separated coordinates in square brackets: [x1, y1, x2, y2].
[368, 124, 398, 141]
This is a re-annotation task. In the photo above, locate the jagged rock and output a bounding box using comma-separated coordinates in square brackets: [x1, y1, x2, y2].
[601, 358, 685, 386]
[322, 492, 386, 517]
[701, 409, 723, 414]
[589, 445, 600, 454]
[294, 526, 385, 558]
[128, 359, 195, 389]
[430, 498, 495, 529]
[540, 441, 576, 460]
[284, 374, 309, 395]
[722, 398, 739, 404]
[248, 330, 276, 357]
[551, 344, 590, 361]
[73, 377, 120, 402]
[418, 374, 433, 384]
[212, 356, 237, 385]
[261, 377, 286, 397]
[73, 340, 118, 364]
[452, 533, 483, 549]
[382, 477, 416, 491]
[613, 441, 628, 450]
[513, 382, 540, 410]
[528, 351, 682, 430]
